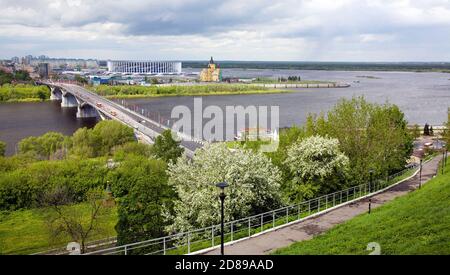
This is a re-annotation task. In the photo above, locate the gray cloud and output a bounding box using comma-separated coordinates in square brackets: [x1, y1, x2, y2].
[1, 0, 450, 61]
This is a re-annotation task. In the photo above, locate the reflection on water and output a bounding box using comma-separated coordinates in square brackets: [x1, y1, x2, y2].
[0, 69, 449, 155]
[0, 100, 97, 156]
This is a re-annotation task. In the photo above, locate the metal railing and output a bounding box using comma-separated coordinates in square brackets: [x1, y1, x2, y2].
[84, 164, 418, 255]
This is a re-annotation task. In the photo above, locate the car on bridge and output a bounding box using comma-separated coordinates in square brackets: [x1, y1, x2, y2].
[96, 103, 103, 108]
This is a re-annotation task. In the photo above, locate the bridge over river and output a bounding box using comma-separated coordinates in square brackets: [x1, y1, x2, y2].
[38, 81, 203, 157]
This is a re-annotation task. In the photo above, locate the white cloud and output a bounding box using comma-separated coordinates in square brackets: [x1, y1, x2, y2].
[0, 0, 450, 61]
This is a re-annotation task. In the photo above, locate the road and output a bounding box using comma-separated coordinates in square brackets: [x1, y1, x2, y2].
[203, 155, 443, 255]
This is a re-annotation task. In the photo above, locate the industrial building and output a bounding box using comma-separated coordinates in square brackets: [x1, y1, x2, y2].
[107, 60, 182, 74]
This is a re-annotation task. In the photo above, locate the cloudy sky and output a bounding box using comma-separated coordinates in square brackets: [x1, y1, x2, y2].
[1, 0, 450, 61]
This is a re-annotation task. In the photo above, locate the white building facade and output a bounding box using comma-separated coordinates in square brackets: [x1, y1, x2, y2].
[107, 60, 182, 74]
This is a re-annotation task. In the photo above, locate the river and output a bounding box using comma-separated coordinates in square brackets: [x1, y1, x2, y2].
[1, 69, 449, 155]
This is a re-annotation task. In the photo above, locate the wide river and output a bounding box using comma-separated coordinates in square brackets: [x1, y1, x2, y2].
[1, 69, 449, 155]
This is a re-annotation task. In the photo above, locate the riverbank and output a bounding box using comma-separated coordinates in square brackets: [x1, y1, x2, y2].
[103, 88, 292, 99]
[0, 84, 49, 103]
[90, 84, 288, 98]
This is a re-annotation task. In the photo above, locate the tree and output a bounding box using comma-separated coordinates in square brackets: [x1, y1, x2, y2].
[166, 143, 283, 233]
[71, 121, 135, 158]
[74, 75, 88, 84]
[113, 156, 174, 251]
[0, 141, 5, 157]
[284, 136, 349, 202]
[41, 187, 112, 254]
[18, 132, 68, 160]
[37, 89, 47, 101]
[424, 123, 430, 136]
[151, 130, 184, 163]
[443, 111, 450, 147]
[272, 97, 413, 189]
[13, 70, 31, 81]
[112, 142, 153, 160]
[411, 124, 421, 139]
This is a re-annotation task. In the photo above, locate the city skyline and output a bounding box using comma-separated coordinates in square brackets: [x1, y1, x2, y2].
[1, 0, 450, 62]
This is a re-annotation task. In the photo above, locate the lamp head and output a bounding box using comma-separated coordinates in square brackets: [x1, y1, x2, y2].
[215, 181, 229, 190]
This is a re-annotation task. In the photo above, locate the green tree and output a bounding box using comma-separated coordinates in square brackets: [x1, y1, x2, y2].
[113, 156, 174, 250]
[272, 97, 413, 188]
[74, 75, 88, 84]
[151, 130, 184, 163]
[71, 121, 135, 158]
[13, 70, 31, 81]
[0, 71, 13, 85]
[424, 123, 430, 136]
[18, 132, 68, 160]
[284, 136, 349, 202]
[411, 124, 421, 139]
[0, 141, 5, 157]
[112, 142, 153, 160]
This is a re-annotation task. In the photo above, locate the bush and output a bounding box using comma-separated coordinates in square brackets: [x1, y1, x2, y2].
[18, 132, 69, 160]
[0, 158, 108, 211]
[0, 84, 50, 102]
[0, 141, 5, 157]
[71, 120, 135, 158]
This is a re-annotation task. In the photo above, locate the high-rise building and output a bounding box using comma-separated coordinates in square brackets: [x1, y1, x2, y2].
[38, 63, 49, 79]
[106, 60, 182, 74]
[11, 56, 20, 64]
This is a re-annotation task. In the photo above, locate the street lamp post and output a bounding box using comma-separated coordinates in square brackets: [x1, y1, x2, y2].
[215, 182, 229, 256]
[442, 150, 446, 175]
[419, 159, 423, 189]
[369, 169, 374, 193]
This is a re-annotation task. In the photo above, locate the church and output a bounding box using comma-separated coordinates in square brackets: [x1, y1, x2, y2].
[199, 57, 222, 82]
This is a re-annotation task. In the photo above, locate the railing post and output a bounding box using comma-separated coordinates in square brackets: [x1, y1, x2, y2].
[318, 198, 321, 212]
[187, 233, 190, 254]
[340, 191, 343, 204]
[333, 193, 335, 207]
[163, 237, 166, 255]
[308, 200, 311, 215]
[325, 196, 328, 209]
[212, 226, 214, 247]
[248, 218, 251, 237]
[124, 245, 127, 255]
[273, 211, 275, 228]
[231, 222, 234, 241]
[286, 207, 289, 223]
[260, 215, 263, 232]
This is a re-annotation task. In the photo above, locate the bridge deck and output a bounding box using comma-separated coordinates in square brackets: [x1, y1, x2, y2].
[46, 82, 202, 156]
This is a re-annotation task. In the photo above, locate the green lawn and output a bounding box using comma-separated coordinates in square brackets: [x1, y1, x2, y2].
[273, 160, 450, 255]
[0, 203, 117, 255]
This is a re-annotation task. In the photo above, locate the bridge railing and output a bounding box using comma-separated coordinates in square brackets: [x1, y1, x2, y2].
[113, 99, 205, 145]
[84, 163, 419, 255]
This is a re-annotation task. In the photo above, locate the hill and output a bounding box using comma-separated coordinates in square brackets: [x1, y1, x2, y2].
[274, 159, 450, 255]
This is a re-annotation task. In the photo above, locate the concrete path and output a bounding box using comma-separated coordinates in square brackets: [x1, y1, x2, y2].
[204, 156, 443, 255]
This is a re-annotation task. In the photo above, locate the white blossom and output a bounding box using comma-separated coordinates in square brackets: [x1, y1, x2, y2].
[166, 143, 282, 233]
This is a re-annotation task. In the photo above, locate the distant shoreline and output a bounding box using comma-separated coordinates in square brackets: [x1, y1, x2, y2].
[182, 61, 450, 73]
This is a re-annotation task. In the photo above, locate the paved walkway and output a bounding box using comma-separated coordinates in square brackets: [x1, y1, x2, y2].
[204, 156, 443, 255]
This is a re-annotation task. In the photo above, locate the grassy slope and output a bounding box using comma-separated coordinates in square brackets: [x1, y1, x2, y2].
[0, 203, 117, 255]
[274, 160, 450, 255]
